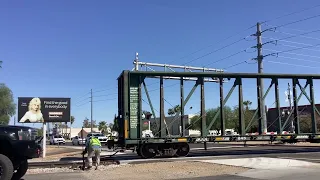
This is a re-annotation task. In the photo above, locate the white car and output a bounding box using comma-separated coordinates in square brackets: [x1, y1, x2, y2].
[50, 135, 66, 145]
[86, 132, 108, 145]
[72, 136, 85, 145]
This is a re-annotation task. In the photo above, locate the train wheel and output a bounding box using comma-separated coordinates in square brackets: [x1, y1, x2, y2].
[139, 144, 157, 159]
[175, 143, 190, 157]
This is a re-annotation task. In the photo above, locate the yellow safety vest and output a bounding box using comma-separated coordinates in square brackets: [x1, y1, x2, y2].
[90, 137, 101, 147]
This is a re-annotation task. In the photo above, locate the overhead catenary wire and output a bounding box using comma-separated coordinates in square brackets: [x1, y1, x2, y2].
[262, 4, 320, 24]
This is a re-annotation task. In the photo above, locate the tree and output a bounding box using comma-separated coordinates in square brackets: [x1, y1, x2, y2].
[82, 117, 97, 128]
[98, 121, 108, 134]
[243, 100, 252, 110]
[299, 114, 320, 133]
[188, 106, 234, 131]
[168, 105, 180, 116]
[70, 116, 75, 125]
[0, 84, 16, 125]
[83, 117, 90, 128]
[112, 114, 119, 131]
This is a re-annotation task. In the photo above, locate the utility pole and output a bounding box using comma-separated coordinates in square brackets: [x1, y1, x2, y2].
[287, 83, 294, 133]
[256, 22, 267, 133]
[91, 88, 93, 133]
[14, 116, 16, 126]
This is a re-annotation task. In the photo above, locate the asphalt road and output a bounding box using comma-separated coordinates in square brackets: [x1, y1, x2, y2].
[49, 142, 320, 164]
[25, 143, 320, 180]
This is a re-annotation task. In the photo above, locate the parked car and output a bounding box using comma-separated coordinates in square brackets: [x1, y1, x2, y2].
[72, 136, 85, 145]
[49, 135, 66, 145]
[86, 132, 108, 145]
[0, 125, 42, 180]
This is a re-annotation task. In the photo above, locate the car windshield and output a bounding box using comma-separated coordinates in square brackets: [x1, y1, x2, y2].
[93, 134, 104, 137]
[54, 135, 63, 138]
[18, 128, 37, 140]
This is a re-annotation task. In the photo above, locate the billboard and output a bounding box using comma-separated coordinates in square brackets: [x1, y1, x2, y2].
[18, 97, 71, 123]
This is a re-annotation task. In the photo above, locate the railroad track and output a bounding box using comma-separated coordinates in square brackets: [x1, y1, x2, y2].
[29, 159, 120, 169]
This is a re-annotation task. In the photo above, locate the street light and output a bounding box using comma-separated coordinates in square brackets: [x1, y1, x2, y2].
[0, 60, 2, 68]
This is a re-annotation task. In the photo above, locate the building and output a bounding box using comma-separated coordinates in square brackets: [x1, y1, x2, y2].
[59, 127, 100, 139]
[267, 103, 320, 132]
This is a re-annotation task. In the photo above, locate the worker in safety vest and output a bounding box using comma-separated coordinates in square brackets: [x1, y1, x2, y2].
[83, 136, 102, 170]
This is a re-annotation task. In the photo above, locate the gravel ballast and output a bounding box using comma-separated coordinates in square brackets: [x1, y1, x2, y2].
[27, 161, 249, 179]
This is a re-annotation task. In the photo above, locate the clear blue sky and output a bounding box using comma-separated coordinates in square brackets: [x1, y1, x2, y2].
[1, 0, 320, 129]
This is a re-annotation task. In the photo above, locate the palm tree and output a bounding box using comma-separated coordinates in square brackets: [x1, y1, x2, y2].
[243, 100, 252, 110]
[98, 121, 108, 135]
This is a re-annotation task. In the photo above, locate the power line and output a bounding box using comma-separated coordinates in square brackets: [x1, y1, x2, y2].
[180, 37, 248, 66]
[92, 93, 118, 98]
[166, 24, 256, 65]
[265, 48, 320, 59]
[73, 92, 90, 101]
[223, 61, 250, 69]
[76, 101, 90, 107]
[264, 42, 320, 57]
[274, 30, 320, 42]
[263, 37, 312, 46]
[276, 55, 320, 64]
[265, 60, 319, 69]
[263, 28, 320, 45]
[93, 87, 118, 93]
[92, 98, 117, 103]
[262, 4, 320, 24]
[267, 26, 308, 33]
[75, 97, 90, 105]
[275, 43, 320, 53]
[203, 49, 249, 67]
[272, 13, 320, 29]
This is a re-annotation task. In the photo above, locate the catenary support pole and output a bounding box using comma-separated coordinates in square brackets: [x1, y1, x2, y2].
[256, 22, 267, 133]
[274, 78, 282, 134]
[219, 77, 225, 136]
[180, 77, 185, 136]
[238, 78, 245, 136]
[309, 78, 317, 134]
[256, 77, 263, 134]
[292, 80, 298, 133]
[200, 77, 207, 137]
[160, 76, 165, 137]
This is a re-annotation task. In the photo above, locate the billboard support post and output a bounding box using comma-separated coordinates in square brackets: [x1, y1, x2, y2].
[42, 122, 46, 158]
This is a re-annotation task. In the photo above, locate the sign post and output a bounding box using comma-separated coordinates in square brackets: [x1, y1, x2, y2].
[42, 122, 46, 158]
